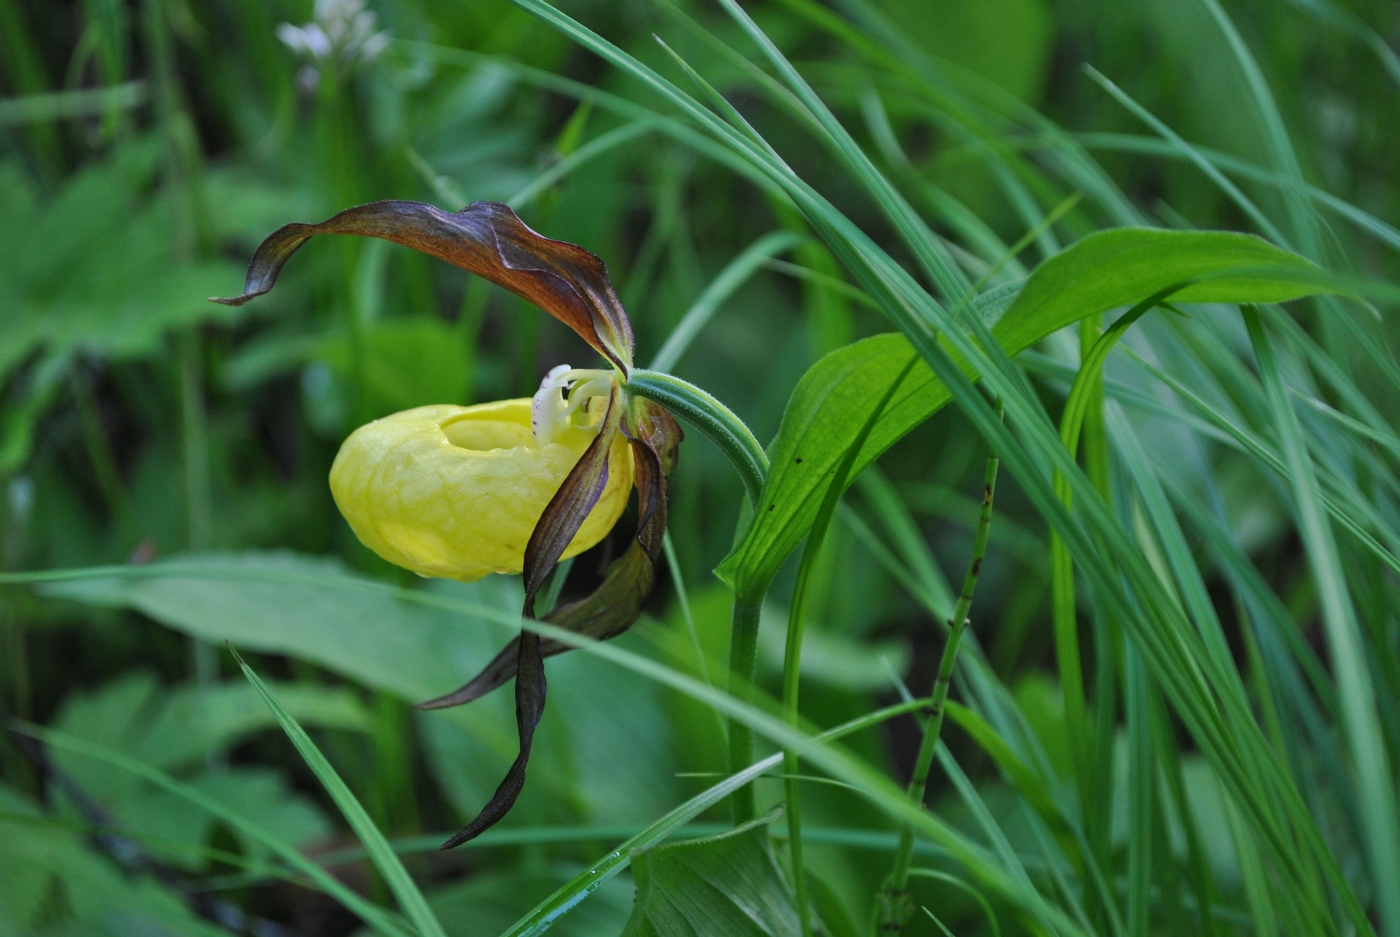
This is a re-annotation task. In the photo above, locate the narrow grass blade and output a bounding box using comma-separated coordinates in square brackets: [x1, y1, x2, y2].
[1244, 309, 1400, 936]
[498, 697, 935, 937]
[232, 649, 448, 937]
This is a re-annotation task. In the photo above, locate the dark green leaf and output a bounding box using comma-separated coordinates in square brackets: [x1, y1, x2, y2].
[622, 818, 801, 937]
[718, 227, 1338, 591]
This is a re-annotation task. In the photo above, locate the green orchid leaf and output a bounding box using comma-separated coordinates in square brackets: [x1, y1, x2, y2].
[718, 227, 1340, 592]
[211, 199, 634, 372]
[621, 816, 801, 937]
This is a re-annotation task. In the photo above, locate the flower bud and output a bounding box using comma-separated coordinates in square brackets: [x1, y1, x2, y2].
[329, 397, 633, 581]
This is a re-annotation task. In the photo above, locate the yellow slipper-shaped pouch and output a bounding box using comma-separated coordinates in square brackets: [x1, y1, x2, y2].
[329, 397, 633, 582]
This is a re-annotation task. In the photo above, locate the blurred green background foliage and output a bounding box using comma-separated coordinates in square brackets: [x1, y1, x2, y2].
[1, 0, 1398, 934]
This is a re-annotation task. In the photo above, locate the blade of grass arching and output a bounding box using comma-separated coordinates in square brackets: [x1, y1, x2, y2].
[402, 42, 788, 200]
[935, 745, 1075, 937]
[858, 89, 1019, 274]
[792, 0, 1141, 228]
[1203, 0, 1400, 443]
[1244, 308, 1400, 937]
[708, 0, 971, 302]
[1070, 132, 1400, 254]
[907, 870, 1002, 937]
[761, 257, 881, 310]
[1283, 0, 1400, 87]
[649, 230, 803, 371]
[1119, 355, 1371, 918]
[232, 650, 447, 937]
[1153, 702, 1220, 937]
[1123, 346, 1400, 580]
[497, 696, 934, 937]
[1083, 66, 1288, 247]
[1166, 473, 1350, 761]
[1106, 406, 1240, 692]
[1114, 403, 1343, 903]
[512, 616, 1087, 936]
[663, 531, 714, 690]
[651, 34, 790, 166]
[838, 503, 946, 619]
[841, 489, 1072, 831]
[1265, 305, 1400, 452]
[1050, 292, 1173, 860]
[8, 722, 413, 937]
[854, 468, 956, 620]
[654, 0, 828, 143]
[1227, 795, 1285, 937]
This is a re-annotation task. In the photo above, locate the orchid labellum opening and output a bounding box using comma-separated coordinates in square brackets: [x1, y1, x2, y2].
[213, 200, 681, 847]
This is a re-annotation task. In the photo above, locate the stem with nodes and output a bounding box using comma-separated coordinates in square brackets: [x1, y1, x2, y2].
[879, 397, 1003, 933]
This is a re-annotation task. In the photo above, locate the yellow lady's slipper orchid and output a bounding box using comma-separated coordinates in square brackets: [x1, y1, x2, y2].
[329, 396, 633, 582]
[215, 198, 682, 848]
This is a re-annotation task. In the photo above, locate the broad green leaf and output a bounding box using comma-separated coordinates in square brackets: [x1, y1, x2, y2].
[15, 724, 411, 936]
[120, 768, 331, 872]
[718, 227, 1336, 591]
[39, 552, 521, 701]
[622, 818, 801, 937]
[0, 784, 227, 937]
[44, 673, 359, 872]
[41, 552, 681, 829]
[0, 148, 246, 385]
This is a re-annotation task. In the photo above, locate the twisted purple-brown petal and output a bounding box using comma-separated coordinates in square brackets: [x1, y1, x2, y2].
[434, 384, 625, 849]
[418, 393, 680, 699]
[211, 200, 633, 373]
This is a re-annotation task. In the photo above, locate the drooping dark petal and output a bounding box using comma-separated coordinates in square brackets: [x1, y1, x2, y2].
[520, 382, 626, 616]
[437, 629, 546, 850]
[432, 385, 624, 848]
[418, 395, 683, 708]
[211, 200, 633, 372]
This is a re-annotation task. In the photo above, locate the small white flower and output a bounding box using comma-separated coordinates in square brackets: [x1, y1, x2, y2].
[277, 0, 389, 70]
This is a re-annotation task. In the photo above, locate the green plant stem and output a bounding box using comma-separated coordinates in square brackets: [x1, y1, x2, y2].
[627, 369, 768, 506]
[726, 586, 765, 824]
[623, 370, 773, 826]
[1050, 290, 1172, 840]
[883, 398, 1002, 932]
[145, 0, 217, 698]
[71, 372, 133, 538]
[780, 357, 918, 934]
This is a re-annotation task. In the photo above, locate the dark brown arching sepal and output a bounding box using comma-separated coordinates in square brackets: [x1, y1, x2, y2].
[210, 200, 634, 373]
[433, 385, 623, 848]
